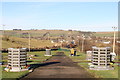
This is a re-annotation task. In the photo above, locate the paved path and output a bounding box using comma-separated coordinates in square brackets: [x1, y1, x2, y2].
[21, 52, 96, 79]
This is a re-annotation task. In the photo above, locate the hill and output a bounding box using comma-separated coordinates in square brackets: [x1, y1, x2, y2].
[1, 35, 57, 49]
[1, 30, 119, 49]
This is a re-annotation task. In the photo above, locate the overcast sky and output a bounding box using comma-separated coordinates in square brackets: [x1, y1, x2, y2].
[1, 1, 118, 32]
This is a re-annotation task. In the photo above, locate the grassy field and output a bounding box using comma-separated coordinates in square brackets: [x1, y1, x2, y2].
[3, 30, 81, 38]
[63, 50, 119, 78]
[1, 50, 58, 79]
[93, 31, 119, 37]
[1, 36, 56, 49]
[1, 30, 94, 49]
[2, 70, 29, 80]
[0, 65, 2, 80]
[26, 51, 57, 65]
[3, 30, 119, 38]
[1, 30, 119, 49]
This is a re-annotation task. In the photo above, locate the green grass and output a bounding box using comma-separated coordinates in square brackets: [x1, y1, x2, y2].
[2, 70, 29, 79]
[63, 50, 86, 62]
[2, 51, 58, 79]
[27, 51, 57, 64]
[2, 36, 56, 49]
[0, 66, 2, 80]
[78, 63, 118, 78]
[3, 30, 80, 38]
[1, 30, 94, 49]
[93, 32, 118, 37]
[64, 50, 119, 78]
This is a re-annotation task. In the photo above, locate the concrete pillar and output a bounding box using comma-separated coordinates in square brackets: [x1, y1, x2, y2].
[45, 49, 52, 56]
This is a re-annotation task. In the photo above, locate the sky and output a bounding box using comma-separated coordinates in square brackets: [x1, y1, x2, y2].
[1, 2, 118, 32]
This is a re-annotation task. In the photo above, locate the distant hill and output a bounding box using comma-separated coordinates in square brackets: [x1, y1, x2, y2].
[1, 30, 119, 49]
[3, 30, 93, 38]
[1, 35, 56, 49]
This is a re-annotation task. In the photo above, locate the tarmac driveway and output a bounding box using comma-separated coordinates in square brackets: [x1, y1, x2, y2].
[21, 52, 97, 80]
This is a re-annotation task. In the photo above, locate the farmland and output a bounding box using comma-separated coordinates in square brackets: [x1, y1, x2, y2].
[1, 30, 119, 49]
[1, 30, 92, 49]
[2, 36, 55, 49]
[93, 31, 119, 37]
[1, 30, 120, 56]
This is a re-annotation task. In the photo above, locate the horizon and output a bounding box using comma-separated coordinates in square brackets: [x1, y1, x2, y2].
[1, 29, 119, 32]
